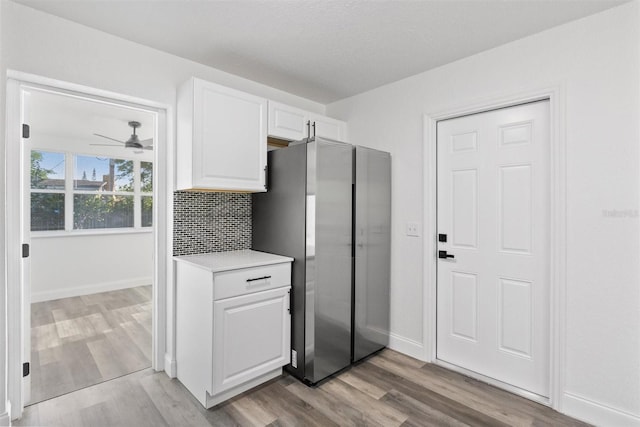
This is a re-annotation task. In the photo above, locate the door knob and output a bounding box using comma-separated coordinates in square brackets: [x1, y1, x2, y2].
[438, 250, 455, 259]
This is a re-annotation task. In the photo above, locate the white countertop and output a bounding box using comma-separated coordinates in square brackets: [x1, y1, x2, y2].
[174, 249, 293, 272]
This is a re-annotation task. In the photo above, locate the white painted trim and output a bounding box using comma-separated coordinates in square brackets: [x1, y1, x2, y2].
[5, 71, 173, 420]
[31, 277, 152, 303]
[6, 70, 168, 110]
[164, 352, 177, 379]
[563, 392, 640, 427]
[422, 84, 567, 411]
[5, 78, 24, 421]
[163, 107, 176, 380]
[31, 228, 153, 238]
[388, 332, 425, 361]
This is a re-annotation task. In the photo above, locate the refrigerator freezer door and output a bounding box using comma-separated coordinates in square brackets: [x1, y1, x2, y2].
[353, 146, 391, 362]
[252, 143, 308, 379]
[304, 139, 354, 383]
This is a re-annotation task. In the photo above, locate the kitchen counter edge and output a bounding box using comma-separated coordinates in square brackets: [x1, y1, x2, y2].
[173, 249, 293, 273]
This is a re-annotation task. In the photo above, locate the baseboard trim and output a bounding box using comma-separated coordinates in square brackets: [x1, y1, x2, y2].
[388, 332, 425, 361]
[563, 392, 640, 426]
[164, 353, 177, 378]
[31, 277, 152, 303]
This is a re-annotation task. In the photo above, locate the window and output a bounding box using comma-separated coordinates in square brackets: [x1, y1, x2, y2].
[30, 150, 153, 232]
[31, 150, 65, 231]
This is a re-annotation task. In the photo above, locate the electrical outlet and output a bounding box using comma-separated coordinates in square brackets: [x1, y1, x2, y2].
[406, 222, 421, 237]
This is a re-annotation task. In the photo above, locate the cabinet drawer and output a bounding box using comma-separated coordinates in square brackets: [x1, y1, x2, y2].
[213, 262, 291, 300]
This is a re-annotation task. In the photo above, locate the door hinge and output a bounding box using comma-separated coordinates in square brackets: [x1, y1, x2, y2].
[264, 165, 268, 190]
[22, 243, 29, 258]
[22, 124, 30, 139]
[23, 362, 30, 377]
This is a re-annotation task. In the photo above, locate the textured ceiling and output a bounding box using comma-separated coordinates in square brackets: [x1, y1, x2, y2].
[13, 0, 626, 104]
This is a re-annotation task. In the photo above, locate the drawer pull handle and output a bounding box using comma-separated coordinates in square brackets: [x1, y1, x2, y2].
[246, 275, 271, 283]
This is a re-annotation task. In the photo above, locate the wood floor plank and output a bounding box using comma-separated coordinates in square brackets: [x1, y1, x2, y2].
[251, 381, 339, 427]
[320, 377, 409, 426]
[79, 400, 122, 427]
[286, 379, 371, 426]
[351, 361, 513, 427]
[338, 370, 387, 399]
[32, 323, 61, 352]
[18, 349, 591, 427]
[419, 363, 590, 426]
[370, 352, 535, 426]
[111, 378, 170, 427]
[381, 388, 469, 427]
[21, 318, 590, 427]
[226, 394, 279, 426]
[140, 370, 211, 427]
[29, 285, 152, 405]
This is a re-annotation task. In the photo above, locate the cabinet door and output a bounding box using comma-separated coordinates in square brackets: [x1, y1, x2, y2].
[193, 79, 267, 191]
[212, 286, 290, 394]
[310, 114, 348, 142]
[268, 101, 309, 141]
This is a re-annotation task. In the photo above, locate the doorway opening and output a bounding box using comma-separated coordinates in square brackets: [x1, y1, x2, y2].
[26, 89, 156, 404]
[6, 74, 169, 420]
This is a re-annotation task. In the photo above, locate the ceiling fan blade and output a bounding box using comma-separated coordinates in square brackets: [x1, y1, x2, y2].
[93, 133, 126, 144]
[139, 138, 153, 145]
[90, 143, 122, 147]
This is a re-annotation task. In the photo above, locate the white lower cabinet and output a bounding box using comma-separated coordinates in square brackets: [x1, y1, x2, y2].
[175, 251, 292, 408]
[213, 287, 290, 394]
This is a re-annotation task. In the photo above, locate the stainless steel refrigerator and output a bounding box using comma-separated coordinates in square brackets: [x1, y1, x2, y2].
[252, 136, 390, 385]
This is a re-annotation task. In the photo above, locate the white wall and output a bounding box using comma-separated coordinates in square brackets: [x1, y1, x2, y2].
[327, 2, 640, 425]
[31, 233, 153, 302]
[0, 0, 326, 420]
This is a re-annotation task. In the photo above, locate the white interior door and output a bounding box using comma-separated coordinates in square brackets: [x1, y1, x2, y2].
[436, 100, 550, 397]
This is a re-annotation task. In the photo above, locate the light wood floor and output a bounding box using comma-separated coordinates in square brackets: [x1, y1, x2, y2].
[17, 348, 588, 426]
[29, 285, 152, 405]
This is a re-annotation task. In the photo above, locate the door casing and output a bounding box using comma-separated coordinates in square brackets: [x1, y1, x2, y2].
[5, 70, 173, 420]
[422, 85, 567, 410]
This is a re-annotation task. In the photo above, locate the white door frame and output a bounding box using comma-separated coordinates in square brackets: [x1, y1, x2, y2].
[422, 85, 566, 410]
[5, 70, 173, 420]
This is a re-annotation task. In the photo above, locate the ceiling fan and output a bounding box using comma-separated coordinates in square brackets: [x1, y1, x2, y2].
[91, 121, 153, 152]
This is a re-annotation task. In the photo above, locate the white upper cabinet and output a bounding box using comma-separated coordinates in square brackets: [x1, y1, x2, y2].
[268, 101, 308, 141]
[267, 101, 348, 143]
[310, 113, 348, 142]
[177, 77, 267, 192]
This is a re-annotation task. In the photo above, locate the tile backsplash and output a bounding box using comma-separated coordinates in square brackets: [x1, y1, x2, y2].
[173, 191, 251, 256]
